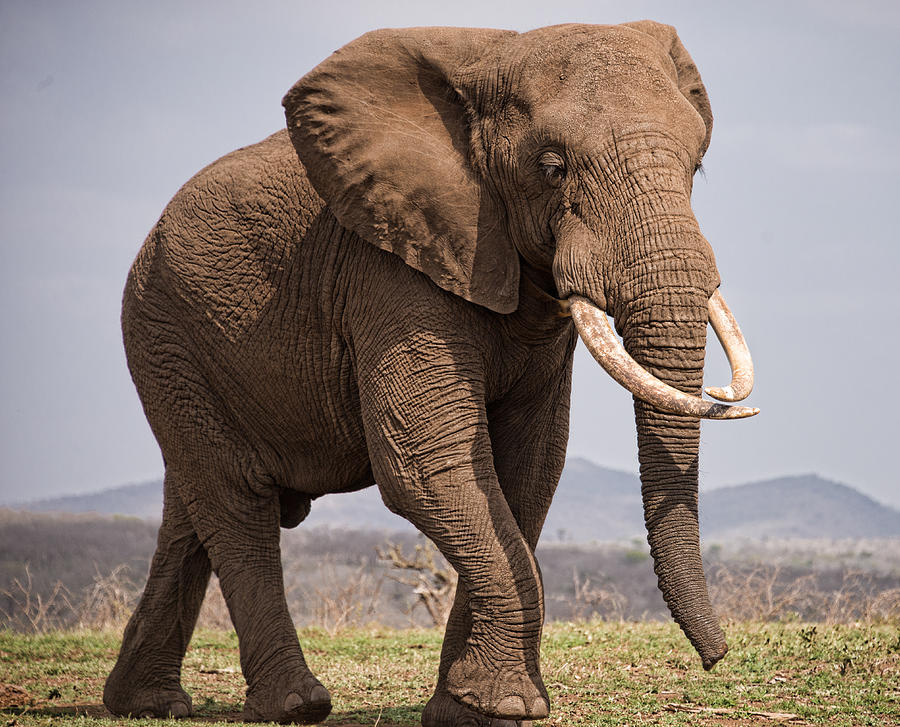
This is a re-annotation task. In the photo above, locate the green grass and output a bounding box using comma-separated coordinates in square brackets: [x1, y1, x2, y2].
[1, 621, 898, 726]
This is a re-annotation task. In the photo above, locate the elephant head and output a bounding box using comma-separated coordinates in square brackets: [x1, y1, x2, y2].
[283, 22, 756, 669]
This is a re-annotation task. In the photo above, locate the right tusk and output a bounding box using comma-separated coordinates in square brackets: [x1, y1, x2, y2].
[704, 289, 754, 402]
[569, 295, 759, 420]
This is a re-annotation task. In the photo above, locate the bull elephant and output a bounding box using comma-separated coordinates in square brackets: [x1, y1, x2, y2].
[104, 20, 757, 727]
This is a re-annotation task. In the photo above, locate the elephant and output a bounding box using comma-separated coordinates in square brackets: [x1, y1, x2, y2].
[103, 20, 757, 727]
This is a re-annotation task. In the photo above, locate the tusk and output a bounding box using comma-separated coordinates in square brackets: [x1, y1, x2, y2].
[704, 290, 754, 402]
[569, 295, 759, 420]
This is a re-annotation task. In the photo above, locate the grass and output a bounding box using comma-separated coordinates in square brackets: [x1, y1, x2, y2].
[1, 621, 898, 726]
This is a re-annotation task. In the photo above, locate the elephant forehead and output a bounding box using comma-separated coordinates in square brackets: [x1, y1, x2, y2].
[512, 25, 678, 100]
[529, 91, 706, 156]
[495, 26, 702, 147]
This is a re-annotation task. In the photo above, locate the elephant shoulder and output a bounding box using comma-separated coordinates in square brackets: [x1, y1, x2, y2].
[135, 131, 325, 338]
[150, 130, 324, 273]
[164, 130, 323, 237]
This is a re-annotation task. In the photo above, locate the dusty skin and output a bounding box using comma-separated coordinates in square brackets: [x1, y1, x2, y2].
[105, 21, 756, 727]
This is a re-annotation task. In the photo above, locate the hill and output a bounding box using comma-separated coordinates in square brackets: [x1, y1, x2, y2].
[10, 459, 900, 542]
[700, 474, 900, 539]
[15, 481, 166, 520]
[15, 479, 412, 532]
[547, 462, 900, 541]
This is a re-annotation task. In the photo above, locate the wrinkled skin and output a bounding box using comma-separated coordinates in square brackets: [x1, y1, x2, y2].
[105, 21, 738, 726]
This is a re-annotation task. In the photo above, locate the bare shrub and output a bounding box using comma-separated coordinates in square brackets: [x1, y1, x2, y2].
[286, 558, 385, 635]
[5, 513, 898, 632]
[538, 542, 666, 622]
[568, 570, 627, 622]
[75, 567, 239, 632]
[1, 563, 141, 633]
[196, 576, 233, 631]
[820, 572, 900, 624]
[76, 564, 139, 630]
[866, 586, 900, 623]
[0, 565, 76, 633]
[377, 541, 457, 627]
[708, 563, 900, 624]
[708, 564, 803, 621]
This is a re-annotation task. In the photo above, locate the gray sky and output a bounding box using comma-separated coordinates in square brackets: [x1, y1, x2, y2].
[2, 0, 899, 509]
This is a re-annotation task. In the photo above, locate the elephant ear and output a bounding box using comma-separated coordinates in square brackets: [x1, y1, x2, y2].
[283, 27, 521, 314]
[624, 21, 714, 157]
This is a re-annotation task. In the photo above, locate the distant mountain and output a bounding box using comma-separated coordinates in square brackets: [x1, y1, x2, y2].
[11, 459, 900, 542]
[15, 479, 413, 532]
[18, 480, 165, 520]
[700, 474, 900, 539]
[544, 459, 644, 541]
[547, 461, 900, 541]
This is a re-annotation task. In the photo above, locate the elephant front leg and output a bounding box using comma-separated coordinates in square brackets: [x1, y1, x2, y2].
[422, 584, 539, 727]
[378, 456, 549, 721]
[423, 362, 573, 727]
[359, 363, 549, 722]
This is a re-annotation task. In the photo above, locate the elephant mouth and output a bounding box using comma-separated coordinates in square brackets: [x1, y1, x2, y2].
[568, 292, 758, 420]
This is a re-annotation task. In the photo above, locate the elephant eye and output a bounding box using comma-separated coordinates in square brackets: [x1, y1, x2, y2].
[538, 151, 566, 186]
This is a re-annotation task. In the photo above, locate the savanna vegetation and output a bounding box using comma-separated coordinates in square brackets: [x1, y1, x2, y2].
[3, 510, 899, 632]
[2, 510, 898, 724]
[2, 622, 898, 726]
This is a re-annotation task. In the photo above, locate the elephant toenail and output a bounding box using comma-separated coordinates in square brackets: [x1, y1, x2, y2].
[494, 695, 526, 718]
[308, 685, 331, 704]
[530, 696, 549, 718]
[283, 692, 304, 711]
[170, 701, 191, 718]
[139, 710, 155, 718]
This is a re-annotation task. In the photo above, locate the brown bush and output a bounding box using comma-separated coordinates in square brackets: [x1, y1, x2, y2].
[284, 557, 386, 634]
[377, 541, 457, 627]
[76, 564, 139, 630]
[0, 565, 76, 633]
[196, 576, 233, 631]
[2, 513, 898, 632]
[707, 563, 900, 624]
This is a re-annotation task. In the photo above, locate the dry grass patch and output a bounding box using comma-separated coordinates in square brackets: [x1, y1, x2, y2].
[2, 622, 898, 726]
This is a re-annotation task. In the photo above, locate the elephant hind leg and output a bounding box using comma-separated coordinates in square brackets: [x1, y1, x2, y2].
[103, 473, 210, 718]
[189, 479, 331, 724]
[119, 323, 330, 723]
[169, 444, 330, 723]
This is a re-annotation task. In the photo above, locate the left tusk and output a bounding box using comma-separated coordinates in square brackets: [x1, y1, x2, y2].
[704, 290, 754, 402]
[570, 295, 759, 420]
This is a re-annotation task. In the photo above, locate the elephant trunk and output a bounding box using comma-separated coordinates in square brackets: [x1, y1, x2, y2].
[623, 289, 727, 669]
[635, 402, 727, 669]
[568, 277, 729, 666]
[552, 163, 756, 668]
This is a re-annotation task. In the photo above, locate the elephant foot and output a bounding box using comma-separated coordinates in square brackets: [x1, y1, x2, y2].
[103, 677, 192, 719]
[423, 691, 532, 727]
[444, 654, 548, 721]
[242, 671, 332, 724]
